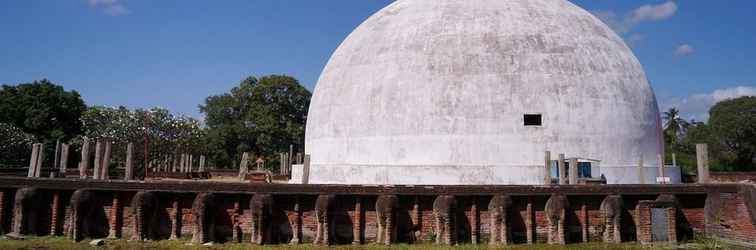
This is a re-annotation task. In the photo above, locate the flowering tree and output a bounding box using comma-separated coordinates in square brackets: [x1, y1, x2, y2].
[0, 123, 36, 167]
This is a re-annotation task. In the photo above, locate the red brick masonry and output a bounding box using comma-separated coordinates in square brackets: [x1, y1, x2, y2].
[0, 177, 753, 246]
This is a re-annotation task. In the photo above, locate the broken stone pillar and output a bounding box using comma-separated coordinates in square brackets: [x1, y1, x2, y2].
[544, 151, 552, 185]
[101, 140, 112, 180]
[199, 155, 206, 172]
[489, 195, 512, 245]
[558, 154, 566, 185]
[601, 195, 623, 243]
[125, 143, 134, 181]
[376, 195, 399, 245]
[696, 144, 710, 183]
[132, 191, 159, 241]
[545, 194, 569, 245]
[54, 140, 61, 171]
[239, 152, 249, 180]
[31, 144, 44, 177]
[68, 189, 96, 242]
[289, 196, 301, 245]
[569, 158, 578, 184]
[250, 194, 274, 245]
[27, 144, 39, 178]
[191, 193, 217, 244]
[12, 188, 39, 236]
[79, 138, 91, 179]
[433, 195, 457, 245]
[314, 194, 335, 245]
[59, 144, 69, 175]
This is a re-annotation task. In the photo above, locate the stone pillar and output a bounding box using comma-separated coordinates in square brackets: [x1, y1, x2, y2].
[526, 197, 534, 244]
[239, 152, 249, 180]
[544, 151, 552, 185]
[558, 154, 566, 185]
[658, 154, 665, 184]
[302, 155, 311, 184]
[199, 155, 206, 172]
[433, 195, 456, 245]
[569, 158, 578, 184]
[50, 191, 61, 236]
[188, 155, 194, 172]
[289, 196, 301, 245]
[34, 143, 44, 178]
[545, 194, 568, 245]
[169, 199, 182, 240]
[101, 140, 112, 180]
[54, 140, 61, 171]
[59, 144, 69, 175]
[489, 195, 512, 245]
[314, 194, 335, 245]
[696, 144, 710, 183]
[376, 195, 398, 245]
[601, 195, 623, 243]
[27, 144, 39, 178]
[79, 138, 90, 179]
[125, 143, 134, 180]
[191, 193, 217, 244]
[107, 193, 121, 238]
[352, 197, 362, 245]
[93, 140, 103, 180]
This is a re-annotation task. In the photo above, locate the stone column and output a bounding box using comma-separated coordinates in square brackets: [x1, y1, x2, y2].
[239, 152, 249, 180]
[125, 143, 134, 181]
[696, 144, 710, 183]
[188, 155, 194, 172]
[558, 154, 566, 185]
[59, 144, 69, 175]
[569, 158, 578, 184]
[544, 151, 552, 185]
[658, 154, 665, 184]
[93, 140, 103, 180]
[352, 197, 362, 245]
[302, 155, 311, 184]
[101, 140, 112, 180]
[34, 143, 44, 178]
[199, 155, 206, 172]
[28, 144, 39, 178]
[79, 138, 91, 179]
[54, 139, 61, 171]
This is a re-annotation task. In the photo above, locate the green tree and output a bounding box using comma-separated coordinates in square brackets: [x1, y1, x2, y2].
[663, 108, 689, 146]
[0, 79, 87, 141]
[708, 96, 756, 170]
[0, 123, 36, 167]
[200, 75, 311, 169]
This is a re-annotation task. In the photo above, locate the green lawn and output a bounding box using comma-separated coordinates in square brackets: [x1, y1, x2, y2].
[0, 236, 737, 250]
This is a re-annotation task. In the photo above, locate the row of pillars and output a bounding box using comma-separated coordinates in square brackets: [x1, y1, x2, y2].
[543, 151, 580, 185]
[151, 153, 206, 174]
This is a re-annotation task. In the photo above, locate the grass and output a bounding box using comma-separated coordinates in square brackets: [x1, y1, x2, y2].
[0, 236, 746, 250]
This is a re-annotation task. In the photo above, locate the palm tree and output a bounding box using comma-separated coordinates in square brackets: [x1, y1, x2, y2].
[662, 108, 689, 145]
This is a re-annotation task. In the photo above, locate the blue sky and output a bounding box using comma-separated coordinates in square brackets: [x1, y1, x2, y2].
[1, 1, 755, 121]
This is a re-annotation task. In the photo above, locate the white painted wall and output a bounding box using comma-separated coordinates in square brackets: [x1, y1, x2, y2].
[305, 0, 668, 185]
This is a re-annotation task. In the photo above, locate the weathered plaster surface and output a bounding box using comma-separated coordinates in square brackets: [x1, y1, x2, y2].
[305, 0, 664, 185]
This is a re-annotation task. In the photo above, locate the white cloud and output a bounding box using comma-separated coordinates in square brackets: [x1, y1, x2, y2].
[674, 44, 695, 56]
[88, 0, 130, 16]
[592, 1, 678, 45]
[662, 86, 756, 122]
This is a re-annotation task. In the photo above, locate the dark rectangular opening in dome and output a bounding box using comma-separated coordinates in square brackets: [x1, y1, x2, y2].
[524, 114, 542, 126]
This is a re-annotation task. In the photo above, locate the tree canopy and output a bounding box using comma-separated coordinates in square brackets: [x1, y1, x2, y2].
[200, 75, 311, 168]
[0, 79, 86, 141]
